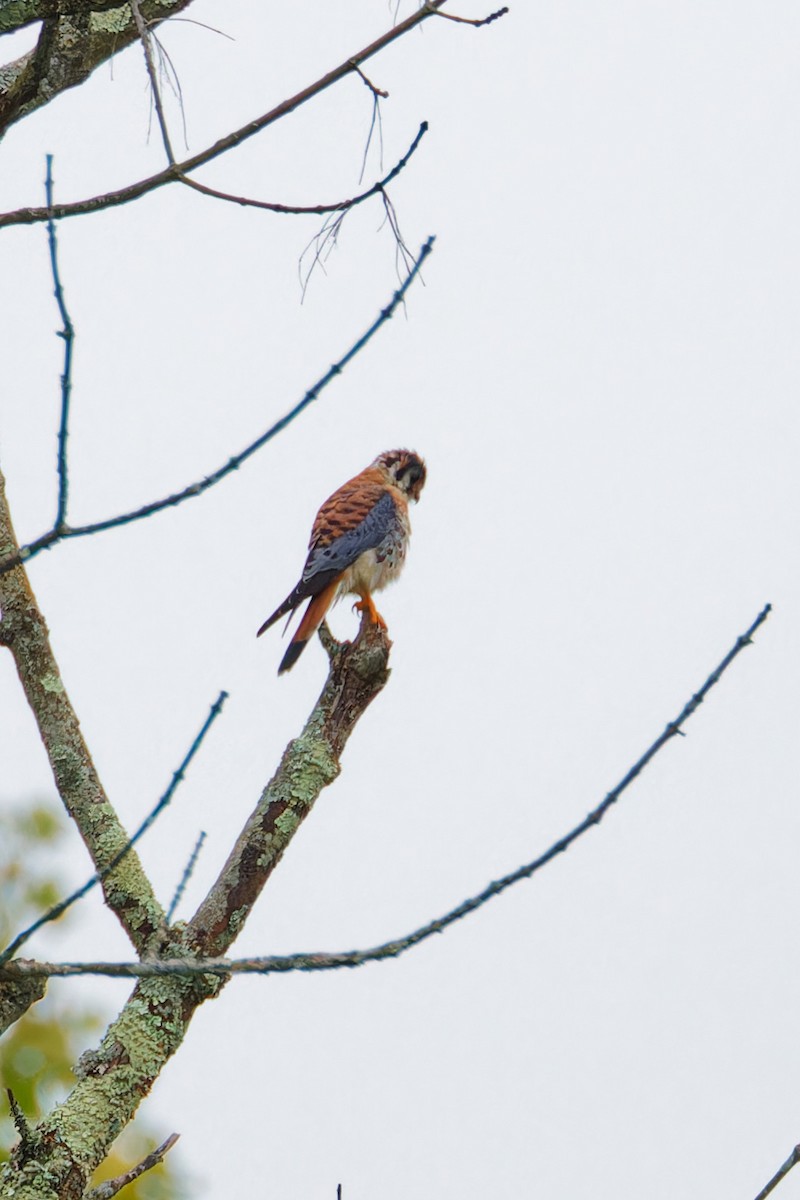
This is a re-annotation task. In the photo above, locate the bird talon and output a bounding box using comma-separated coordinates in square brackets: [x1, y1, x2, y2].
[354, 597, 387, 629]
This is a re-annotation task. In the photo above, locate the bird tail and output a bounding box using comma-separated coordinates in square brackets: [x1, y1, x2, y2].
[256, 589, 304, 638]
[278, 579, 339, 674]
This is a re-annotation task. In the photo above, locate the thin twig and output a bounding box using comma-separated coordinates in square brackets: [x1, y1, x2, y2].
[358, 84, 384, 186]
[85, 1132, 180, 1200]
[0, 237, 435, 577]
[129, 0, 175, 163]
[177, 120, 426, 217]
[351, 62, 389, 99]
[753, 1145, 800, 1200]
[165, 17, 235, 41]
[6, 1088, 34, 1153]
[299, 209, 348, 298]
[432, 5, 509, 27]
[379, 189, 416, 280]
[0, 2, 457, 230]
[44, 156, 74, 532]
[167, 831, 207, 923]
[297, 122, 425, 294]
[351, 61, 388, 185]
[0, 692, 227, 966]
[1, 603, 770, 983]
[150, 31, 190, 152]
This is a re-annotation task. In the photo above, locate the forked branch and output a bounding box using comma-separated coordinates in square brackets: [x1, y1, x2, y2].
[0, 615, 393, 1197]
[0, 2, 508, 228]
[85, 1133, 180, 1200]
[0, 236, 435, 578]
[0, 467, 165, 957]
[0, 693, 227, 967]
[0, 603, 772, 985]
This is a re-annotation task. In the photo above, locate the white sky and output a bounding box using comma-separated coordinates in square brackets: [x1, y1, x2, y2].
[1, 2, 799, 1198]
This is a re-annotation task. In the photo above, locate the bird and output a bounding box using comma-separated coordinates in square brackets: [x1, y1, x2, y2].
[257, 449, 427, 674]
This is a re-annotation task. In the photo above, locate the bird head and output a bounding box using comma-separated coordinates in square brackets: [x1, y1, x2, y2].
[373, 449, 427, 502]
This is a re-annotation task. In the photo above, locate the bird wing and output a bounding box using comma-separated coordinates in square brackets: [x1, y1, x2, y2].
[302, 485, 398, 593]
[256, 484, 398, 639]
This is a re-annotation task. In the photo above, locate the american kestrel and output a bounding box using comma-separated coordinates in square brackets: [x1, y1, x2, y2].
[257, 449, 427, 673]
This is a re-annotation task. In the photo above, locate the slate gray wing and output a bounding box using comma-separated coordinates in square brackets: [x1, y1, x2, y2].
[299, 489, 399, 596]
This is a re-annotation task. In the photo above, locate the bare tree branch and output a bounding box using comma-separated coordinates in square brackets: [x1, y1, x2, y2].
[175, 120, 427, 218]
[0, 614, 394, 1196]
[432, 5, 510, 27]
[0, 8, 512, 1194]
[0, 1, 507, 229]
[753, 1145, 800, 1200]
[148, 28, 191, 152]
[378, 188, 417, 279]
[166, 831, 206, 923]
[0, 693, 227, 967]
[0, 235, 435, 578]
[45, 155, 74, 533]
[351, 62, 389, 100]
[0, 468, 166, 955]
[85, 1132, 180, 1200]
[5, 1089, 34, 1155]
[128, 0, 176, 164]
[0, 603, 772, 984]
[184, 615, 392, 957]
[351, 61, 387, 184]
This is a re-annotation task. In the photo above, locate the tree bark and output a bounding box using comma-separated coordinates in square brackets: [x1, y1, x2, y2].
[0, 1, 194, 134]
[0, 466, 166, 958]
[1, 460, 391, 1199]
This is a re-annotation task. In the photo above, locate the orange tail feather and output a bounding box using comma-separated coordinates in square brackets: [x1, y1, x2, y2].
[278, 578, 339, 674]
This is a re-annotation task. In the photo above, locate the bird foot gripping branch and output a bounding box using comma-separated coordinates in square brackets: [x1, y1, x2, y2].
[353, 595, 387, 630]
[257, 449, 426, 674]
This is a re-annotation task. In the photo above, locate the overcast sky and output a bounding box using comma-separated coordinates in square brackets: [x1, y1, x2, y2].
[2, 2, 800, 1198]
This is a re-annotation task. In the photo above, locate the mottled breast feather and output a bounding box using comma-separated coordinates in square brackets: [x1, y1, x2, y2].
[300, 489, 400, 596]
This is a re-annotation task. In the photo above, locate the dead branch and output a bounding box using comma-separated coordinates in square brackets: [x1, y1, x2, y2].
[5, 1089, 35, 1155]
[85, 1133, 180, 1200]
[166, 831, 207, 923]
[0, 0, 503, 229]
[0, 615, 392, 1196]
[129, 0, 176, 164]
[44, 156, 74, 533]
[0, 236, 435, 579]
[0, 694, 227, 967]
[185, 614, 392, 956]
[350, 61, 389, 100]
[175, 120, 427, 218]
[0, 468, 166, 955]
[432, 5, 510, 27]
[752, 1144, 800, 1200]
[0, 603, 771, 986]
